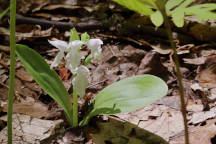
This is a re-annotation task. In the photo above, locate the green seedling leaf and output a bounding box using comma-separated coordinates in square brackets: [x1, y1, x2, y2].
[81, 32, 90, 42]
[70, 28, 80, 42]
[150, 11, 164, 27]
[0, 7, 9, 20]
[80, 75, 168, 125]
[16, 44, 73, 125]
[112, 0, 154, 15]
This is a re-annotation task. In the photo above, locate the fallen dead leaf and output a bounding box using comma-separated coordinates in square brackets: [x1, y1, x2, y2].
[188, 107, 216, 125]
[170, 118, 216, 144]
[196, 55, 216, 88]
[16, 68, 34, 82]
[42, 4, 80, 10]
[183, 57, 206, 65]
[3, 101, 50, 118]
[0, 114, 63, 144]
[137, 51, 168, 80]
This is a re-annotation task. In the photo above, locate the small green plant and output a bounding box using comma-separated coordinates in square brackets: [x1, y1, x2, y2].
[111, 0, 216, 144]
[113, 0, 216, 27]
[15, 28, 168, 128]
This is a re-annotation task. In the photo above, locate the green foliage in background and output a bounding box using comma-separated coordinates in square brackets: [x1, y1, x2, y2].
[113, 0, 216, 27]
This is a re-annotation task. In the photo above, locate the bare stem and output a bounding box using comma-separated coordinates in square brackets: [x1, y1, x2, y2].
[72, 88, 78, 127]
[161, 9, 189, 144]
[8, 0, 16, 143]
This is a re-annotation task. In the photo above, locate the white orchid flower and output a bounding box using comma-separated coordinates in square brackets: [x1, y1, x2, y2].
[48, 40, 68, 68]
[48, 39, 83, 70]
[66, 40, 84, 74]
[72, 66, 90, 97]
[87, 39, 103, 60]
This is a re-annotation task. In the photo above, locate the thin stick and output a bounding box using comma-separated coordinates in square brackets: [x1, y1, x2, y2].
[8, 0, 16, 143]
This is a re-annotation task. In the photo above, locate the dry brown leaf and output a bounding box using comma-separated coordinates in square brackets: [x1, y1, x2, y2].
[170, 118, 216, 144]
[0, 114, 63, 144]
[183, 57, 206, 65]
[188, 107, 216, 125]
[42, 4, 80, 10]
[3, 102, 49, 118]
[16, 68, 34, 82]
[196, 55, 216, 88]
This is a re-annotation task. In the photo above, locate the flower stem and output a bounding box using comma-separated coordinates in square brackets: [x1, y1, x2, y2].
[72, 88, 78, 127]
[8, 0, 16, 143]
[160, 8, 190, 144]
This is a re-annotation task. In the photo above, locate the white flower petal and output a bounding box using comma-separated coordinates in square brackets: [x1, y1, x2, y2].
[78, 65, 90, 75]
[87, 39, 103, 50]
[48, 39, 68, 51]
[87, 39, 103, 60]
[72, 66, 90, 97]
[50, 51, 64, 69]
[67, 40, 83, 51]
[66, 47, 81, 74]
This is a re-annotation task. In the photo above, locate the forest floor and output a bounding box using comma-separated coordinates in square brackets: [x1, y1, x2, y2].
[0, 0, 216, 144]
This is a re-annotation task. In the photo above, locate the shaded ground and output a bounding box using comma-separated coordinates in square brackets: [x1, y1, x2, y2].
[0, 0, 216, 143]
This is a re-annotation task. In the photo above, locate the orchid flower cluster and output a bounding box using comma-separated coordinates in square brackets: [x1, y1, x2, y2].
[48, 30, 103, 97]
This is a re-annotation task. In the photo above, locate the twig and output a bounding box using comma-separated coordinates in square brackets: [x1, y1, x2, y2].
[13, 14, 103, 31]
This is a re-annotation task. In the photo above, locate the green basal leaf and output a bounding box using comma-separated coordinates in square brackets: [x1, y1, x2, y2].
[80, 75, 168, 125]
[112, 0, 154, 15]
[150, 11, 164, 27]
[81, 32, 90, 42]
[70, 28, 80, 42]
[16, 44, 73, 126]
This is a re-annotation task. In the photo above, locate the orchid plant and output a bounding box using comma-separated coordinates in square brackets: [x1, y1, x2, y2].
[15, 28, 168, 129]
[48, 28, 103, 126]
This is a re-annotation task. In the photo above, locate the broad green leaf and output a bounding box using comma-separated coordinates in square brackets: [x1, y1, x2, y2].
[112, 0, 154, 15]
[16, 44, 73, 125]
[70, 28, 80, 42]
[172, 7, 185, 27]
[150, 11, 164, 27]
[80, 75, 168, 125]
[168, 0, 216, 27]
[81, 32, 90, 42]
[185, 3, 216, 21]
